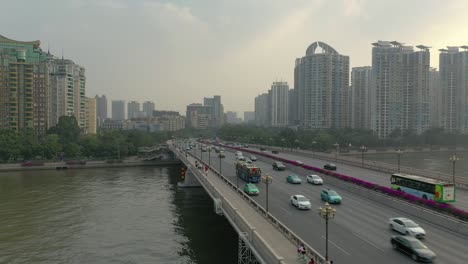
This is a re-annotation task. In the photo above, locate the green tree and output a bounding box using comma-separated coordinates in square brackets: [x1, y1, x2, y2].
[48, 116, 80, 144]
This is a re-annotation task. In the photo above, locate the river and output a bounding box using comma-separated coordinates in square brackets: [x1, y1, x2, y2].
[359, 150, 468, 178]
[0, 166, 237, 264]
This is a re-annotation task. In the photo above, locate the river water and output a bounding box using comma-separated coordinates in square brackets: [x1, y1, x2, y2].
[361, 150, 468, 179]
[0, 166, 237, 264]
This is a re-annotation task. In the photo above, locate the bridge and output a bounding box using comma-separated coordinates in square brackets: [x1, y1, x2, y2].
[170, 140, 468, 264]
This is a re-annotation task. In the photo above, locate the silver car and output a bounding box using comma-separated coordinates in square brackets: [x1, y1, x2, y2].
[290, 195, 311, 210]
[306, 174, 323, 185]
[389, 217, 426, 239]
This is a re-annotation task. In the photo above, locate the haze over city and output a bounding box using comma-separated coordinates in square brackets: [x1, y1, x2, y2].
[1, 0, 468, 114]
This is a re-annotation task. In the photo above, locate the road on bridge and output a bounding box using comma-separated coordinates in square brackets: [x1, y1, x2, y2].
[192, 148, 468, 264]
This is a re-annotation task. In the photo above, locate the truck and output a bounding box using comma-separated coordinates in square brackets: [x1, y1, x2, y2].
[235, 161, 261, 183]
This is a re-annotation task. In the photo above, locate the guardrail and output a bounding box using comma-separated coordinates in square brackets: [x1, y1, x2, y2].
[170, 144, 327, 264]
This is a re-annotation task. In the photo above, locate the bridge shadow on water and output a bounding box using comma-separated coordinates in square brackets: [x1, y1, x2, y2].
[168, 166, 238, 264]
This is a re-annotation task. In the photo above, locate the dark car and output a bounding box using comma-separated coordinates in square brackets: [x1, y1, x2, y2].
[391, 235, 436, 262]
[272, 161, 286, 170]
[323, 163, 337, 171]
[272, 150, 279, 154]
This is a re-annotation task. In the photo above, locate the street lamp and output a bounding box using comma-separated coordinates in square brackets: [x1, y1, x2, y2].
[318, 202, 336, 261]
[261, 175, 273, 212]
[333, 143, 340, 161]
[359, 145, 367, 166]
[219, 153, 223, 174]
[449, 155, 460, 184]
[396, 149, 404, 173]
[312, 141, 317, 156]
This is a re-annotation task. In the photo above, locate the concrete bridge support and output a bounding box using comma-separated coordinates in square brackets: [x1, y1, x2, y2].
[238, 232, 261, 264]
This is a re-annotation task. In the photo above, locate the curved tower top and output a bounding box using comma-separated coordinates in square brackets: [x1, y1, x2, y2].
[0, 34, 41, 48]
[305, 41, 339, 55]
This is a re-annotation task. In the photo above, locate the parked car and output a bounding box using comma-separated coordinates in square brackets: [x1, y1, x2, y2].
[323, 163, 337, 171]
[287, 174, 302, 184]
[389, 218, 426, 239]
[320, 189, 342, 204]
[290, 195, 311, 210]
[272, 161, 286, 170]
[249, 155, 257, 161]
[243, 183, 259, 196]
[391, 235, 436, 262]
[306, 174, 323, 185]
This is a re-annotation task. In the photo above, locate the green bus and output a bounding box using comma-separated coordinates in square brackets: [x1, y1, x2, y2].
[391, 173, 455, 203]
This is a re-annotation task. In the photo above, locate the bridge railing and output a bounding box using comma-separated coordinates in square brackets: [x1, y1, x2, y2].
[170, 144, 328, 264]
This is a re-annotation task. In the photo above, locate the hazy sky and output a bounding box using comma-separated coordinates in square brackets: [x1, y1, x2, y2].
[1, 0, 468, 115]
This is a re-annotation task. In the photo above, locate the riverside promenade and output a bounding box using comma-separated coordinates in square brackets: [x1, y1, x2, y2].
[0, 158, 181, 172]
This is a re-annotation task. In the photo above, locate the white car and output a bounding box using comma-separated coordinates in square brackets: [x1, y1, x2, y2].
[306, 175, 323, 185]
[244, 158, 253, 164]
[389, 217, 426, 239]
[296, 160, 304, 165]
[290, 195, 311, 210]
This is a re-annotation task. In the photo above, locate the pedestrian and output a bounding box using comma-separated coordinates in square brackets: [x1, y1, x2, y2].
[297, 244, 305, 257]
[308, 259, 315, 264]
[204, 164, 209, 175]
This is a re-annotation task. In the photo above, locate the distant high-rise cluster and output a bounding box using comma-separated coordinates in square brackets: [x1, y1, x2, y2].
[185, 95, 224, 129]
[255, 81, 290, 127]
[0, 34, 89, 134]
[252, 40, 468, 137]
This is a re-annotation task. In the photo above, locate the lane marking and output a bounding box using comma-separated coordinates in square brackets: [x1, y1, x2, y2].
[321, 235, 351, 255]
[352, 232, 384, 252]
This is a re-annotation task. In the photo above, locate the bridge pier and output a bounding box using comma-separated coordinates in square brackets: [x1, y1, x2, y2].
[238, 232, 261, 264]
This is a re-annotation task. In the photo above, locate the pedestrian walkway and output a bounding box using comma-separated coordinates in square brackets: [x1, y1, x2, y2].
[184, 153, 306, 264]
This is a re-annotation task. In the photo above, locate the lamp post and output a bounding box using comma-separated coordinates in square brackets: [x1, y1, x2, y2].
[219, 154, 223, 174]
[396, 149, 404, 173]
[261, 175, 273, 212]
[333, 143, 340, 161]
[318, 202, 336, 262]
[449, 155, 460, 184]
[312, 141, 317, 157]
[360, 145, 367, 166]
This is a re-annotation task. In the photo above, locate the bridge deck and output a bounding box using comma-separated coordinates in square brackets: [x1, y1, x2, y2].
[183, 153, 303, 264]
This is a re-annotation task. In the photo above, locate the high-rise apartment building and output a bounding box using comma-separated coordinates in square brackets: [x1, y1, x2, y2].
[48, 58, 86, 128]
[294, 41, 350, 129]
[203, 95, 224, 127]
[127, 101, 140, 119]
[439, 46, 468, 133]
[0, 34, 50, 134]
[288, 89, 297, 125]
[254, 93, 270, 126]
[371, 41, 430, 138]
[142, 101, 155, 117]
[95, 95, 108, 125]
[112, 100, 125, 121]
[243, 111, 255, 124]
[351, 66, 372, 129]
[85, 97, 96, 134]
[429, 68, 441, 127]
[226, 111, 241, 124]
[186, 103, 212, 129]
[269, 81, 289, 127]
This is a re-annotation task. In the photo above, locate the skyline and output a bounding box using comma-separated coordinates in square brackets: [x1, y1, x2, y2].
[2, 0, 468, 114]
